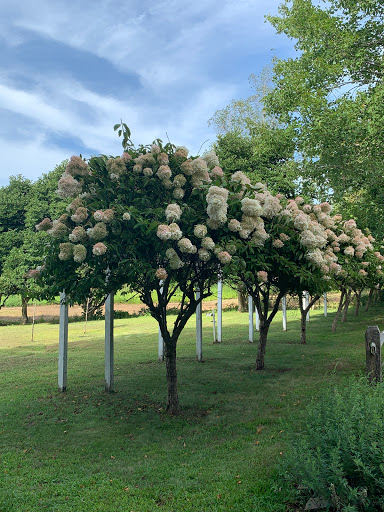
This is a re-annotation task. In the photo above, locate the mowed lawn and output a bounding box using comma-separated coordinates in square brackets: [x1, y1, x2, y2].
[0, 303, 380, 511]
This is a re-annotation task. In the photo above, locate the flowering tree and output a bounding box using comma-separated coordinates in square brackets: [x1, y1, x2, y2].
[37, 137, 242, 414]
[220, 191, 349, 366]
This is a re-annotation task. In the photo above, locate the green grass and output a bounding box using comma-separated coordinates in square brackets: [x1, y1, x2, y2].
[0, 304, 380, 511]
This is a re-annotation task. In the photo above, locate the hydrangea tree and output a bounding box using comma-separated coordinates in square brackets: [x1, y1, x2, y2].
[37, 137, 240, 414]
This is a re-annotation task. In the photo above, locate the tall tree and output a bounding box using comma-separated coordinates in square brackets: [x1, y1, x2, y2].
[265, 0, 384, 236]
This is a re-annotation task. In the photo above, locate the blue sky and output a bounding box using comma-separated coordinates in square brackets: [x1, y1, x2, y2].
[0, 0, 296, 187]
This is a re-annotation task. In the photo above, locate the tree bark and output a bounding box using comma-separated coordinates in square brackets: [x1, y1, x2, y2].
[237, 285, 248, 312]
[21, 296, 29, 325]
[332, 289, 346, 333]
[164, 339, 180, 415]
[354, 290, 362, 317]
[364, 288, 374, 312]
[255, 323, 269, 370]
[341, 290, 352, 322]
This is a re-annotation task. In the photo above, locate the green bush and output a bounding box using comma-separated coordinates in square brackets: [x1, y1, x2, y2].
[281, 378, 384, 511]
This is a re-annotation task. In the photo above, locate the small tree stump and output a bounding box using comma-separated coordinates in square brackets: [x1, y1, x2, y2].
[365, 326, 382, 383]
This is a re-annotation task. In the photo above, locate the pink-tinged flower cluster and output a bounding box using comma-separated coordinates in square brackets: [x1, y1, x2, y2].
[165, 204, 182, 222]
[57, 173, 83, 198]
[206, 186, 228, 229]
[175, 146, 189, 159]
[106, 157, 127, 178]
[143, 167, 153, 177]
[36, 217, 53, 232]
[65, 156, 89, 177]
[87, 222, 108, 241]
[69, 226, 87, 243]
[93, 209, 114, 223]
[122, 152, 132, 160]
[210, 166, 224, 178]
[344, 246, 355, 257]
[272, 239, 284, 249]
[71, 207, 88, 224]
[279, 233, 290, 242]
[158, 153, 169, 166]
[93, 242, 107, 256]
[48, 221, 69, 238]
[157, 165, 172, 180]
[150, 144, 160, 154]
[157, 225, 172, 241]
[217, 251, 231, 264]
[359, 269, 367, 276]
[257, 271, 268, 283]
[156, 267, 168, 280]
[260, 193, 282, 218]
[73, 244, 87, 263]
[59, 242, 74, 261]
[228, 219, 241, 232]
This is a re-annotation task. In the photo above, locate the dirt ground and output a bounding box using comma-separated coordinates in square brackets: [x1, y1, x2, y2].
[0, 299, 239, 323]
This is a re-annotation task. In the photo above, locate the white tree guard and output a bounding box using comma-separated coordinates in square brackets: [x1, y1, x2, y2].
[255, 305, 260, 332]
[282, 295, 287, 331]
[248, 295, 254, 342]
[158, 281, 164, 360]
[195, 288, 203, 361]
[105, 293, 114, 392]
[58, 291, 68, 392]
[217, 279, 223, 342]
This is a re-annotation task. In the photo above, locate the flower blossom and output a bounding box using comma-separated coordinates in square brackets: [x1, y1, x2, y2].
[69, 226, 87, 243]
[157, 165, 172, 180]
[178, 238, 197, 254]
[344, 246, 355, 257]
[202, 150, 220, 169]
[156, 267, 168, 280]
[73, 244, 87, 263]
[165, 204, 182, 222]
[257, 271, 268, 283]
[157, 225, 172, 241]
[198, 248, 211, 262]
[48, 221, 69, 238]
[123, 212, 131, 221]
[217, 251, 231, 264]
[194, 224, 207, 239]
[65, 156, 89, 177]
[241, 198, 262, 217]
[272, 239, 284, 248]
[201, 237, 215, 251]
[59, 242, 74, 261]
[87, 222, 108, 241]
[36, 218, 53, 232]
[93, 242, 107, 256]
[71, 207, 88, 224]
[106, 157, 127, 177]
[169, 223, 183, 240]
[174, 146, 189, 159]
[57, 173, 82, 198]
[206, 186, 228, 227]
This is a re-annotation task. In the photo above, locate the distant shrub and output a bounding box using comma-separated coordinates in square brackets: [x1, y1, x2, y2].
[281, 378, 384, 511]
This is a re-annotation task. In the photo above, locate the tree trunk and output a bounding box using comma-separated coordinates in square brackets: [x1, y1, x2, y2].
[21, 296, 29, 325]
[354, 290, 362, 317]
[255, 323, 269, 370]
[341, 290, 351, 322]
[365, 288, 374, 312]
[165, 340, 180, 415]
[237, 286, 248, 312]
[331, 290, 345, 333]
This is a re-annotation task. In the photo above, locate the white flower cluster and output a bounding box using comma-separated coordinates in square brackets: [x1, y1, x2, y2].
[206, 186, 228, 229]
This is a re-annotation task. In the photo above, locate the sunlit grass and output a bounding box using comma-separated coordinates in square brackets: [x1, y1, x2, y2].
[0, 303, 379, 511]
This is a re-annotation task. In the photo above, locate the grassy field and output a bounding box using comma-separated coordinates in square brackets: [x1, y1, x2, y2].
[0, 303, 381, 511]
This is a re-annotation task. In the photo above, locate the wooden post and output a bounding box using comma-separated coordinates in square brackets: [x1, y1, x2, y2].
[217, 279, 222, 342]
[248, 295, 254, 343]
[324, 292, 327, 317]
[105, 293, 114, 392]
[58, 291, 68, 392]
[282, 296, 287, 331]
[196, 288, 203, 361]
[365, 326, 382, 383]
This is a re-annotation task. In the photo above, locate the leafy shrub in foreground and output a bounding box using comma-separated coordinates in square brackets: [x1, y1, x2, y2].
[281, 378, 384, 511]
